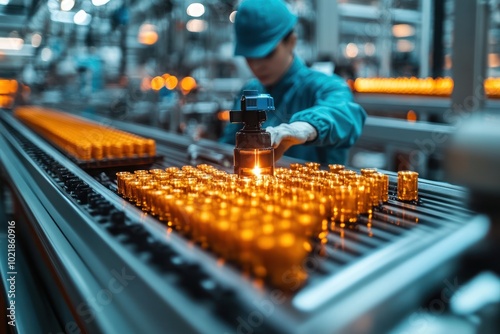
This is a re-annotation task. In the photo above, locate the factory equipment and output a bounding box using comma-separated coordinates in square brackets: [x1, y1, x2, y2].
[0, 107, 494, 334]
[446, 113, 500, 273]
[14, 106, 158, 167]
[229, 90, 275, 177]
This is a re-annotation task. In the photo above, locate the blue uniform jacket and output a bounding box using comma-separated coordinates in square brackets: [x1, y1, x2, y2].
[219, 56, 367, 164]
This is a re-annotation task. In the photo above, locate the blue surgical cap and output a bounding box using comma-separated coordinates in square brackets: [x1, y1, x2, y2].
[234, 0, 297, 58]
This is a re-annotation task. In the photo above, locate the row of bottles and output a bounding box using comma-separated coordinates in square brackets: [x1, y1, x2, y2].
[115, 164, 416, 290]
[15, 106, 156, 161]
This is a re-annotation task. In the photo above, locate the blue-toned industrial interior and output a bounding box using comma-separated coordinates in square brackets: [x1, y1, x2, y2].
[1, 1, 500, 333]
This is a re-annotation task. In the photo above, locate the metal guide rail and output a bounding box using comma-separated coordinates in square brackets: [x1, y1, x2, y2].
[0, 110, 490, 334]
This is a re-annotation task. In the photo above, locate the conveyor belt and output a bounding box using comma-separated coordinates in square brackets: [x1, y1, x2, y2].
[0, 110, 490, 334]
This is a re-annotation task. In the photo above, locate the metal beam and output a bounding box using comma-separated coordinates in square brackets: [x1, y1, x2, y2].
[431, 0, 445, 78]
[419, 0, 432, 78]
[315, 0, 339, 60]
[451, 0, 490, 113]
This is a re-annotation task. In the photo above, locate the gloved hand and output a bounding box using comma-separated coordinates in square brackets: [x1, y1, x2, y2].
[266, 122, 317, 161]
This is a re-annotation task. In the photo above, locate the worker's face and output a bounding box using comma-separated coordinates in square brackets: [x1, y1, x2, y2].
[246, 33, 296, 86]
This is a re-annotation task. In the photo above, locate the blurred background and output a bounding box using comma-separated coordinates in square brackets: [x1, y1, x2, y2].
[1, 0, 498, 180]
[3, 3, 500, 334]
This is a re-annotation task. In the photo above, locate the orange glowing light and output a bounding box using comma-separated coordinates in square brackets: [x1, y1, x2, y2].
[406, 110, 417, 122]
[279, 233, 295, 247]
[0, 79, 18, 95]
[10, 80, 18, 94]
[353, 77, 454, 96]
[485, 77, 500, 97]
[138, 31, 158, 45]
[217, 110, 230, 121]
[252, 166, 261, 176]
[303, 241, 312, 252]
[0, 96, 14, 108]
[151, 76, 164, 91]
[180, 76, 197, 92]
[165, 76, 178, 90]
[138, 24, 158, 45]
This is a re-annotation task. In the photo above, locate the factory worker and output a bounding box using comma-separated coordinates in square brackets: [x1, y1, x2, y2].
[219, 0, 366, 164]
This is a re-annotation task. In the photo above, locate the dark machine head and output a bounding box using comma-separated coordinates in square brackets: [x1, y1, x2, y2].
[229, 90, 275, 130]
[229, 90, 275, 177]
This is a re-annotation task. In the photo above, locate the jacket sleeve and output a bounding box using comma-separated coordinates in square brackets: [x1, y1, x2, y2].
[289, 74, 367, 149]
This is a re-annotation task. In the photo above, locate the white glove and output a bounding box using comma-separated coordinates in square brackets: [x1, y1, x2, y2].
[266, 122, 317, 161]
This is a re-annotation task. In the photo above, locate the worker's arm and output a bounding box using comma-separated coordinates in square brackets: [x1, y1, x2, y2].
[289, 74, 366, 148]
